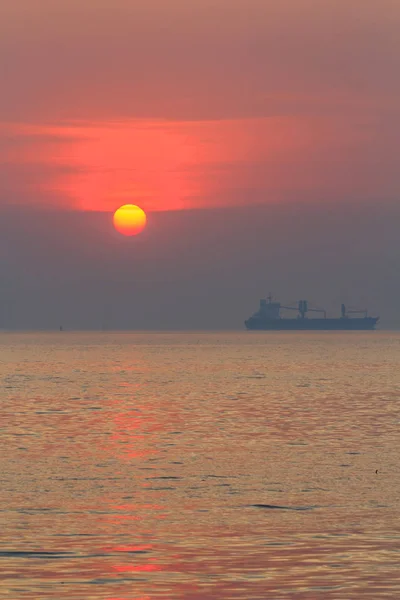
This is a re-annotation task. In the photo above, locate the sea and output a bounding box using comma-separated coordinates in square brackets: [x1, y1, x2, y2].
[0, 331, 399, 599]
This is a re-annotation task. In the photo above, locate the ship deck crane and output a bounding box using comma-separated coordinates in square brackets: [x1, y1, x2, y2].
[341, 304, 368, 318]
[281, 300, 326, 319]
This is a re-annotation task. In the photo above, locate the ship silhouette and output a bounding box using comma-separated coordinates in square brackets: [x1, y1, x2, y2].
[245, 295, 379, 330]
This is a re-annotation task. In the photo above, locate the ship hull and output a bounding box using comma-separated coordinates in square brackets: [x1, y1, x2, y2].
[245, 317, 379, 331]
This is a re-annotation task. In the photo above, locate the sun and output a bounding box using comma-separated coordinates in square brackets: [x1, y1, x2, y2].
[113, 204, 147, 236]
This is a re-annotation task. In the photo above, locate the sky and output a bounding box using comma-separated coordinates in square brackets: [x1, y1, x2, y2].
[1, 0, 399, 329]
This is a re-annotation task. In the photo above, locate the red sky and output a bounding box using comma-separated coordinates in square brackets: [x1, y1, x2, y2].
[1, 0, 400, 329]
[1, 0, 400, 213]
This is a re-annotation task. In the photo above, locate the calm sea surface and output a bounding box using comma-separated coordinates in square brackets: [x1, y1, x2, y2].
[1, 332, 399, 599]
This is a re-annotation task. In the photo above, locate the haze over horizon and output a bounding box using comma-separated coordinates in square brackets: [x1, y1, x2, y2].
[1, 1, 399, 329]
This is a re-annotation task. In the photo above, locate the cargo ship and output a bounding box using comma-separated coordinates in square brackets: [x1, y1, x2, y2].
[245, 296, 379, 330]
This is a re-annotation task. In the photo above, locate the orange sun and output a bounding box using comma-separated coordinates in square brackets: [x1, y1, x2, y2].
[113, 204, 147, 236]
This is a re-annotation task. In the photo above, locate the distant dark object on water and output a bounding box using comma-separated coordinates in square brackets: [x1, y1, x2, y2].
[245, 295, 379, 331]
[252, 504, 316, 511]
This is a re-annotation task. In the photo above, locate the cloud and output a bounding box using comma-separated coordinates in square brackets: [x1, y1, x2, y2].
[0, 1, 399, 212]
[0, 123, 92, 208]
[2, 109, 400, 213]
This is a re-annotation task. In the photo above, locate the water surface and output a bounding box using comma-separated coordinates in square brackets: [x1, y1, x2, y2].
[1, 332, 399, 598]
